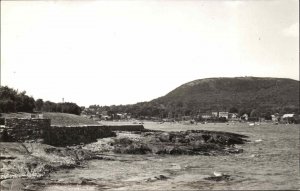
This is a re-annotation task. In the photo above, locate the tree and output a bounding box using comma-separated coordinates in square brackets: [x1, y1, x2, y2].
[0, 99, 16, 113]
[0, 86, 17, 101]
[42, 101, 55, 112]
[0, 86, 34, 113]
[229, 107, 238, 113]
[239, 108, 251, 116]
[264, 111, 272, 120]
[35, 99, 44, 111]
[15, 92, 35, 112]
[250, 109, 261, 118]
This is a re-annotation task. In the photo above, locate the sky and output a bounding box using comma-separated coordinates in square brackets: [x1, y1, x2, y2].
[1, 0, 299, 107]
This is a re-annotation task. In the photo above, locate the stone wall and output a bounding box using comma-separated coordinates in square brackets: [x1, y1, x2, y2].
[44, 126, 116, 146]
[1, 118, 51, 142]
[45, 125, 145, 146]
[0, 118, 145, 146]
[106, 125, 144, 132]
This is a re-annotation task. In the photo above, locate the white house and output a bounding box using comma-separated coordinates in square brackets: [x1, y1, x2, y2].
[241, 113, 249, 121]
[282, 114, 295, 119]
[218, 112, 229, 119]
[211, 112, 218, 118]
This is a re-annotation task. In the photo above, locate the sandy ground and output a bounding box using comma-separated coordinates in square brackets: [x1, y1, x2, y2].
[1, 122, 299, 190]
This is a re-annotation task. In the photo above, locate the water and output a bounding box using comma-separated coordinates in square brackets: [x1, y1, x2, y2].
[44, 122, 300, 190]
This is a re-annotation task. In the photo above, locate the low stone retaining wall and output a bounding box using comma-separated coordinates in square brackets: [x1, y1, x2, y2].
[105, 125, 144, 132]
[44, 126, 115, 146]
[45, 125, 145, 146]
[1, 118, 51, 142]
[0, 118, 145, 146]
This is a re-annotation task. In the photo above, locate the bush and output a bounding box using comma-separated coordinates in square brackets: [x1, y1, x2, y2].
[0, 86, 35, 113]
[0, 99, 16, 113]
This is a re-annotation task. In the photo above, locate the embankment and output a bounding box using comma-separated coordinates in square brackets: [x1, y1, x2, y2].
[0, 118, 145, 146]
[43, 124, 144, 147]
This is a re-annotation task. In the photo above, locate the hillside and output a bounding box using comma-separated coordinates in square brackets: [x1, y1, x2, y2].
[1, 112, 99, 126]
[151, 77, 299, 114]
[42, 112, 99, 126]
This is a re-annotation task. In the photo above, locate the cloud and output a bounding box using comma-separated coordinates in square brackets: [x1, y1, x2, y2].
[283, 22, 299, 37]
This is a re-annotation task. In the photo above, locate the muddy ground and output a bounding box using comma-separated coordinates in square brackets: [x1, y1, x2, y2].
[0, 130, 248, 191]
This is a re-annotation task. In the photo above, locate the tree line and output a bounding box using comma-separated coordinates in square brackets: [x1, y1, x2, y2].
[85, 99, 299, 120]
[0, 86, 82, 115]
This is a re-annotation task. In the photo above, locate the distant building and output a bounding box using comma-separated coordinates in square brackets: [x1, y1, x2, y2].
[271, 113, 281, 122]
[211, 112, 218, 118]
[282, 114, 295, 123]
[115, 113, 129, 120]
[219, 112, 229, 119]
[91, 114, 101, 121]
[101, 115, 111, 120]
[271, 115, 277, 122]
[241, 114, 249, 121]
[182, 116, 192, 120]
[229, 113, 239, 120]
[282, 114, 295, 118]
[201, 114, 212, 119]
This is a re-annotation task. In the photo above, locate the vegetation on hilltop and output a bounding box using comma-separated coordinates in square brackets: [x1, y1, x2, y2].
[86, 77, 299, 119]
[153, 77, 299, 115]
[1, 77, 299, 119]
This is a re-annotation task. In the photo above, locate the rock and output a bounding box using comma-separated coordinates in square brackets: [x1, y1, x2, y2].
[110, 130, 248, 156]
[204, 174, 232, 182]
[145, 175, 169, 182]
[0, 142, 100, 181]
[158, 132, 170, 142]
[154, 175, 169, 180]
[80, 178, 97, 185]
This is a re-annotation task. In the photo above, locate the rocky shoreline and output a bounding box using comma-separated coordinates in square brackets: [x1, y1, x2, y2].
[0, 129, 249, 191]
[85, 130, 248, 156]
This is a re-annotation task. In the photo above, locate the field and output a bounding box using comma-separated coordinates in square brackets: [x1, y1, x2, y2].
[1, 112, 99, 126]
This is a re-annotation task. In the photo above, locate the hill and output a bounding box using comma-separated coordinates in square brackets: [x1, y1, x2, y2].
[1, 112, 99, 126]
[150, 77, 299, 115]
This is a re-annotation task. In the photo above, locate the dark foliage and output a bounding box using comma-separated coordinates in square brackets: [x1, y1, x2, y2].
[0, 86, 82, 115]
[154, 77, 299, 115]
[86, 77, 299, 119]
[40, 101, 82, 115]
[0, 86, 35, 113]
[35, 99, 44, 112]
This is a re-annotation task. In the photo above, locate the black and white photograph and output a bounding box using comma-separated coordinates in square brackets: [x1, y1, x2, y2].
[0, 0, 299, 190]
